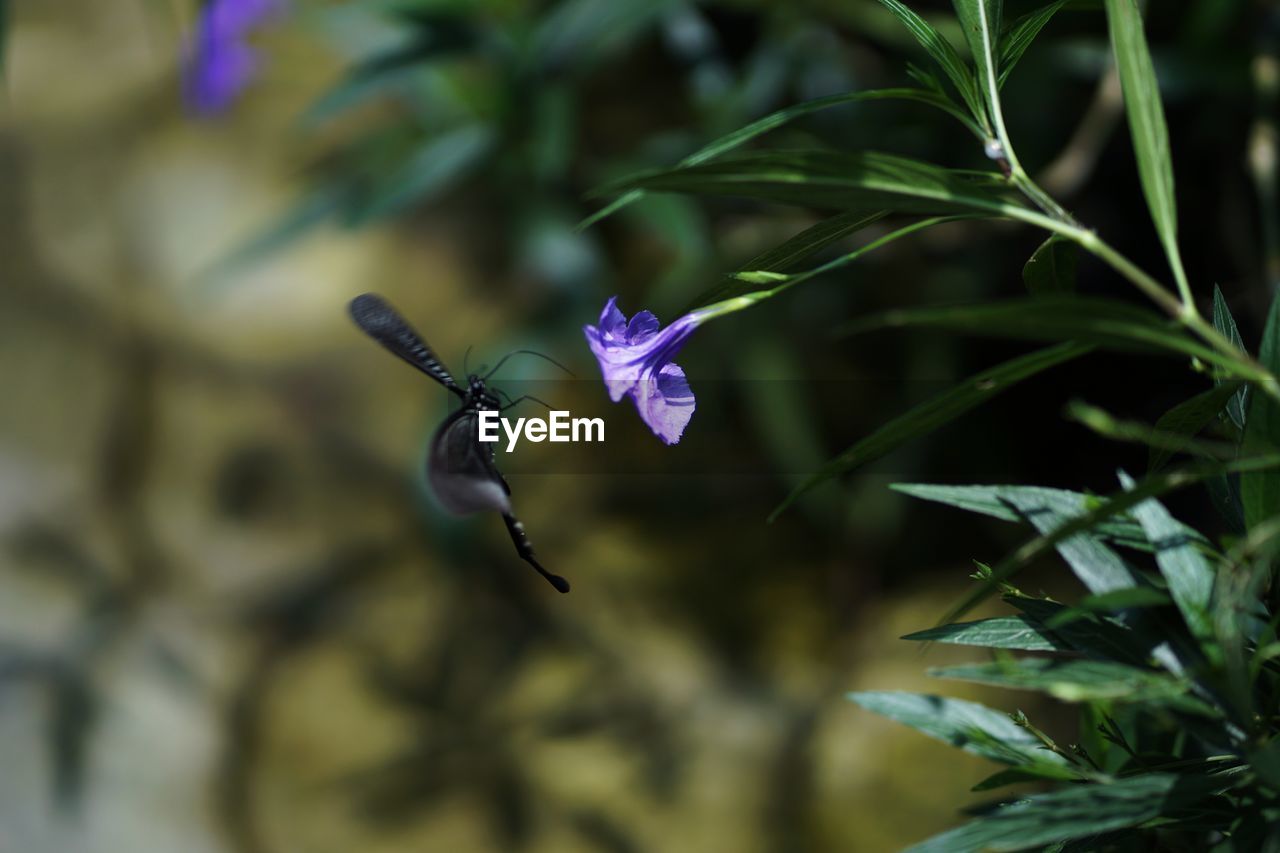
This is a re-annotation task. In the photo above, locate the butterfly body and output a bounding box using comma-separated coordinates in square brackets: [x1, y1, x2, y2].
[349, 294, 570, 593]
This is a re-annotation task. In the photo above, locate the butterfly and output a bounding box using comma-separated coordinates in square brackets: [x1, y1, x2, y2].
[349, 293, 570, 593]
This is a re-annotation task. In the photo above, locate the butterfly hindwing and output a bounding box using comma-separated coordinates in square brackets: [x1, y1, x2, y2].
[427, 407, 512, 515]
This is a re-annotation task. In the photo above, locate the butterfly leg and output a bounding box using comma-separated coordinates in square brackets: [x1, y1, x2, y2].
[502, 513, 570, 593]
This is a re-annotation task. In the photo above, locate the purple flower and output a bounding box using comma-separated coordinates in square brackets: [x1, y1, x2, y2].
[584, 297, 706, 444]
[183, 0, 282, 116]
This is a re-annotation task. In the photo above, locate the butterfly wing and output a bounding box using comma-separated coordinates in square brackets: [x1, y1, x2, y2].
[349, 294, 463, 395]
[427, 407, 512, 516]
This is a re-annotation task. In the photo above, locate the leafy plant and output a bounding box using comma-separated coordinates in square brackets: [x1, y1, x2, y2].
[583, 0, 1280, 847]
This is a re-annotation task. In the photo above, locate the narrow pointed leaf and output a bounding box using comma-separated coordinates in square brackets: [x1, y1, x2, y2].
[841, 296, 1273, 382]
[997, 0, 1068, 88]
[684, 210, 887, 311]
[1068, 400, 1240, 462]
[771, 343, 1089, 518]
[971, 765, 1072, 791]
[1105, 0, 1188, 292]
[849, 691, 1070, 767]
[906, 774, 1219, 853]
[346, 124, 494, 224]
[580, 87, 983, 229]
[903, 616, 1067, 650]
[1007, 596, 1150, 664]
[929, 659, 1208, 712]
[598, 150, 1037, 220]
[302, 24, 481, 126]
[1118, 471, 1218, 658]
[1043, 587, 1172, 629]
[694, 217, 964, 315]
[1212, 285, 1250, 430]
[942, 454, 1280, 623]
[890, 482, 1206, 551]
[1242, 291, 1280, 530]
[878, 0, 987, 127]
[1148, 382, 1243, 472]
[952, 0, 1003, 124]
[1022, 234, 1077, 294]
[998, 488, 1142, 594]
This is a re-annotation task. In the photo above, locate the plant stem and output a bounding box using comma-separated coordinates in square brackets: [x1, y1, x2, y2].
[982, 61, 1278, 399]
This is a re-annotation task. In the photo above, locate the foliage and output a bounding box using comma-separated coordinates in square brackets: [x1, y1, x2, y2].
[219, 0, 879, 292]
[582, 0, 1280, 848]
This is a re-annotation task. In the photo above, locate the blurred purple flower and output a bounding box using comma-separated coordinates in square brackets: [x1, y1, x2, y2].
[584, 297, 705, 444]
[183, 0, 283, 116]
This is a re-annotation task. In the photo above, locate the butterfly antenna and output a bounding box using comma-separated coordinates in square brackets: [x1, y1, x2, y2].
[463, 345, 475, 376]
[485, 349, 576, 380]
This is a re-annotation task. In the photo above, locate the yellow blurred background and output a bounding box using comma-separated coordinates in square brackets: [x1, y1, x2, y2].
[0, 2, 1105, 851]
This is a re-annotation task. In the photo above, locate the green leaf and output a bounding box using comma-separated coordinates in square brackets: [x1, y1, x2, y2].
[580, 87, 984, 229]
[840, 295, 1272, 382]
[930, 659, 1210, 711]
[906, 774, 1219, 853]
[1148, 382, 1244, 472]
[890, 482, 1205, 552]
[1212, 285, 1250, 430]
[1043, 587, 1172, 629]
[951, 0, 1003, 126]
[683, 210, 887, 311]
[997, 1, 1068, 89]
[1104, 0, 1189, 295]
[971, 766, 1068, 792]
[1242, 290, 1280, 531]
[996, 488, 1142, 595]
[695, 217, 963, 319]
[848, 691, 1071, 767]
[1022, 234, 1077, 295]
[770, 343, 1089, 519]
[598, 150, 1036, 221]
[903, 616, 1068, 650]
[345, 124, 494, 225]
[941, 454, 1280, 624]
[878, 0, 988, 129]
[1006, 596, 1150, 664]
[1119, 472, 1219, 665]
[1248, 737, 1280, 791]
[302, 23, 481, 126]
[1068, 400, 1240, 462]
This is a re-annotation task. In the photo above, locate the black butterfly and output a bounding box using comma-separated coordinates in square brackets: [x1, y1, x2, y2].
[349, 293, 570, 593]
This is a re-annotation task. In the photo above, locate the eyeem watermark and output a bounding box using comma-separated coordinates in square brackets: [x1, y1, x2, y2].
[478, 410, 604, 451]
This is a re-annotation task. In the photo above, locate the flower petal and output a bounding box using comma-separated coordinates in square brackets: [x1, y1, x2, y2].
[584, 297, 704, 443]
[631, 362, 696, 445]
[626, 310, 659, 344]
[596, 296, 627, 341]
[183, 0, 283, 115]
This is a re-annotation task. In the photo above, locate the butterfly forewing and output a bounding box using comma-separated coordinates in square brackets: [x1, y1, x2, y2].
[427, 408, 512, 515]
[349, 293, 463, 395]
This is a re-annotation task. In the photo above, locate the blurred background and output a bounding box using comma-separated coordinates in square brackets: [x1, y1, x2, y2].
[0, 0, 1273, 850]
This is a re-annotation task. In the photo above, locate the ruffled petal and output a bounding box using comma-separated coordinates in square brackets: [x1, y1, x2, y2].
[596, 296, 627, 341]
[631, 362, 696, 445]
[626, 310, 659, 344]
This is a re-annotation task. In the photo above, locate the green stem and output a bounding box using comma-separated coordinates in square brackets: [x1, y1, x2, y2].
[978, 50, 1275, 397]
